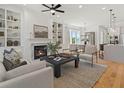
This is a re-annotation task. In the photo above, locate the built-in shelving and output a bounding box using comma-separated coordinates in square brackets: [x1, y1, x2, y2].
[0, 8, 5, 47]
[0, 8, 21, 47]
[52, 22, 63, 44]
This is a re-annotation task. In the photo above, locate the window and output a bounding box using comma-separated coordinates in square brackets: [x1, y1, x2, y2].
[69, 29, 80, 44]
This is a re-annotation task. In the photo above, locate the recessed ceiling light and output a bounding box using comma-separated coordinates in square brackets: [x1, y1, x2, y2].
[102, 7, 106, 10]
[78, 5, 83, 8]
[23, 4, 27, 6]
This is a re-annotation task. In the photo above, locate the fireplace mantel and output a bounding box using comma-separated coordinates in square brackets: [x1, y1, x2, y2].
[29, 38, 52, 45]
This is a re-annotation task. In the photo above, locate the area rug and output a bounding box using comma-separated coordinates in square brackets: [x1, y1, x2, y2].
[54, 61, 107, 88]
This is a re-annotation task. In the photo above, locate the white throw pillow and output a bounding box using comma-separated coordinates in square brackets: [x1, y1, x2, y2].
[0, 62, 6, 82]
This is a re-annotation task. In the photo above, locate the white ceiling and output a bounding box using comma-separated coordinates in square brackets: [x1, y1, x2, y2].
[23, 4, 124, 27]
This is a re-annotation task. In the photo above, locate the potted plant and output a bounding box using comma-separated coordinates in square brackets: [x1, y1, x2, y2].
[47, 41, 61, 55]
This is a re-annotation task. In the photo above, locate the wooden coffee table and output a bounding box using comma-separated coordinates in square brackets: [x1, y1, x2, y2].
[42, 54, 79, 78]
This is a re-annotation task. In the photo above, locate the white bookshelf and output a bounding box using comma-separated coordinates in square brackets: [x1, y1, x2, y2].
[0, 8, 5, 47]
[52, 22, 63, 49]
[0, 8, 21, 47]
[52, 22, 63, 43]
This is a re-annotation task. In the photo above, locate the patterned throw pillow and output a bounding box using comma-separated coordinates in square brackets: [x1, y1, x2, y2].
[3, 48, 27, 71]
[3, 48, 21, 65]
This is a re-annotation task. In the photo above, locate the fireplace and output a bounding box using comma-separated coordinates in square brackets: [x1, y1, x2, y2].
[34, 45, 47, 60]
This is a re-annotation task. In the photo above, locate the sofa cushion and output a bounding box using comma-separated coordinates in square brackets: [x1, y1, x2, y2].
[6, 61, 46, 80]
[79, 54, 92, 61]
[3, 48, 26, 71]
[0, 62, 6, 82]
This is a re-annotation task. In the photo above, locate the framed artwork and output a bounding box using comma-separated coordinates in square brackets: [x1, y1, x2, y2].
[33, 24, 48, 38]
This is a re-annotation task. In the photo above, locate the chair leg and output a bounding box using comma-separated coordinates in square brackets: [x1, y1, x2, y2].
[96, 53, 98, 63]
[91, 55, 93, 67]
[99, 50, 100, 58]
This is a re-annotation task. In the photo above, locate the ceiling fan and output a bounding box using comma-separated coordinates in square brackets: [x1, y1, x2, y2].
[41, 4, 65, 15]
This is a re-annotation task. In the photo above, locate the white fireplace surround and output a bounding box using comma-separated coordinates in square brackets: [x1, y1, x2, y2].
[29, 38, 52, 60]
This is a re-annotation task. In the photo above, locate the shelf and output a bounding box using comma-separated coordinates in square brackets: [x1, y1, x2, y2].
[7, 20, 20, 23]
[7, 28, 20, 31]
[0, 18, 5, 20]
[0, 27, 5, 30]
[6, 46, 21, 48]
[0, 37, 4, 39]
[7, 37, 20, 39]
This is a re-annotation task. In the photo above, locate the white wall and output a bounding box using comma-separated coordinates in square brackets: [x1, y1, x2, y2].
[23, 6, 52, 61]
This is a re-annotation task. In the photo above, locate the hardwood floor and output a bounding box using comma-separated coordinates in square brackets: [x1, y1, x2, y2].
[94, 59, 124, 88]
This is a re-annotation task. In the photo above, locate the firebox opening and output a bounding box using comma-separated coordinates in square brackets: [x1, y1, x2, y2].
[34, 45, 47, 60]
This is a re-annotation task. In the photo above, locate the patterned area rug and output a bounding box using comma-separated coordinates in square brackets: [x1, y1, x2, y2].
[54, 61, 107, 88]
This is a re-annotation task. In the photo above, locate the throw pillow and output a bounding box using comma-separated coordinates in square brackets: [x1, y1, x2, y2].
[3, 48, 21, 65]
[3, 58, 14, 71]
[3, 48, 27, 71]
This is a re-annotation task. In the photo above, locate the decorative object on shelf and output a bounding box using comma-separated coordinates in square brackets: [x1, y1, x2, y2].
[0, 32, 4, 36]
[0, 14, 2, 18]
[13, 41, 19, 46]
[7, 40, 13, 46]
[13, 26, 19, 29]
[7, 15, 19, 21]
[7, 40, 20, 46]
[0, 43, 2, 47]
[33, 24, 48, 38]
[0, 21, 5, 28]
[13, 18, 18, 21]
[7, 16, 10, 20]
[10, 16, 14, 20]
[0, 22, 2, 27]
[47, 41, 61, 55]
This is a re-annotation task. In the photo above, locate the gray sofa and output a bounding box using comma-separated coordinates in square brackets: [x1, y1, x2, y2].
[0, 61, 54, 88]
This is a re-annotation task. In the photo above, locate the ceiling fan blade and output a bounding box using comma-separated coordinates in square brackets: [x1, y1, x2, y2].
[42, 4, 51, 9]
[42, 10, 50, 12]
[54, 4, 61, 9]
[56, 10, 64, 13]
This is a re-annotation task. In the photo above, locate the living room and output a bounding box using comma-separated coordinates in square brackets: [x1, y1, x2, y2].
[0, 0, 124, 91]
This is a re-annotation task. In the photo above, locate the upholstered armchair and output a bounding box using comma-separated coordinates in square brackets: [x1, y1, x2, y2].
[63, 44, 85, 54]
[79, 45, 97, 67]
